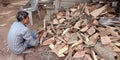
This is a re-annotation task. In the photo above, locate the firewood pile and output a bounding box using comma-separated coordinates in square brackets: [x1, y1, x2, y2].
[39, 1, 120, 60]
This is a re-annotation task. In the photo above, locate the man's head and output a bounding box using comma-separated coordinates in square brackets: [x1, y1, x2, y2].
[16, 11, 29, 24]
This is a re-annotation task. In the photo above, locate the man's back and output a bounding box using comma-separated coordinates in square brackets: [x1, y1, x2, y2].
[8, 22, 28, 54]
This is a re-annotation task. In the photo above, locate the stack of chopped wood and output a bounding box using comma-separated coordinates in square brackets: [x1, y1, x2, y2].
[40, 1, 120, 60]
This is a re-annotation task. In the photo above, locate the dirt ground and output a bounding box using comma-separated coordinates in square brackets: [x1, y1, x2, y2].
[0, 0, 61, 60]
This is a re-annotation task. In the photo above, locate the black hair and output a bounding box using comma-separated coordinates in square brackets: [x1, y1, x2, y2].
[16, 11, 29, 22]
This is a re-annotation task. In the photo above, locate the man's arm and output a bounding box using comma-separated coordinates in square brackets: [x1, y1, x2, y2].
[23, 29, 39, 47]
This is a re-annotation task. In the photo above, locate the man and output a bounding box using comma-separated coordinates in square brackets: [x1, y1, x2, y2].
[7, 11, 40, 54]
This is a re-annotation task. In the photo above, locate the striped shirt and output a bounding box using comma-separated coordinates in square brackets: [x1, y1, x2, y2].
[8, 21, 39, 54]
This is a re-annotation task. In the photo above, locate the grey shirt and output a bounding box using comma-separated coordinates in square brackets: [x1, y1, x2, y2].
[8, 22, 39, 54]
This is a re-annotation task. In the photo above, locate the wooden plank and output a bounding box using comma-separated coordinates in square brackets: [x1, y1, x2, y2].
[90, 4, 108, 18]
[101, 36, 111, 45]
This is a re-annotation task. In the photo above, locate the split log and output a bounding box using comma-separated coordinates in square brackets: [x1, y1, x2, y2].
[90, 4, 109, 18]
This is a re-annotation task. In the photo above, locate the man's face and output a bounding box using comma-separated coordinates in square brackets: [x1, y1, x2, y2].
[23, 16, 30, 24]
